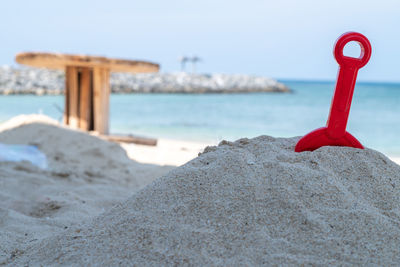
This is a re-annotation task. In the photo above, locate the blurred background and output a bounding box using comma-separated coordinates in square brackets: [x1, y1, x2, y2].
[1, 0, 399, 80]
[0, 0, 399, 156]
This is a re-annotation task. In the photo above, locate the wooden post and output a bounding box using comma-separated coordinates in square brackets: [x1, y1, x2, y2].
[93, 67, 110, 134]
[63, 72, 69, 125]
[65, 66, 110, 134]
[65, 66, 79, 128]
[78, 68, 92, 131]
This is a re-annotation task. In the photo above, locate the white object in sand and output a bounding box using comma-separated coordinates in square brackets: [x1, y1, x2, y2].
[8, 136, 400, 266]
[0, 143, 47, 169]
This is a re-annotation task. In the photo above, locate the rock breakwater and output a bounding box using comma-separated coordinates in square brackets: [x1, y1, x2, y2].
[0, 66, 290, 95]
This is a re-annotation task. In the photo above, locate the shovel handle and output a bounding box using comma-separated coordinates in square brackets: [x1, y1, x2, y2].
[326, 32, 371, 139]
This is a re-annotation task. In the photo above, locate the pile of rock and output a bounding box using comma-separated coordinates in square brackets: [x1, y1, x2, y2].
[0, 66, 290, 95]
[112, 72, 290, 93]
[0, 66, 64, 95]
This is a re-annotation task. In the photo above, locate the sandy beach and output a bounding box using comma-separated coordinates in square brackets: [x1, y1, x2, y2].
[1, 114, 399, 265]
[0, 114, 213, 265]
[391, 157, 400, 165]
[121, 138, 212, 167]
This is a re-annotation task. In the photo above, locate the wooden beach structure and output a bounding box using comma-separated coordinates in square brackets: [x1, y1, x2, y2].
[16, 52, 159, 145]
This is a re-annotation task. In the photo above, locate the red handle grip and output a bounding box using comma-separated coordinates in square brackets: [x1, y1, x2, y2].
[326, 32, 371, 139]
[334, 32, 371, 68]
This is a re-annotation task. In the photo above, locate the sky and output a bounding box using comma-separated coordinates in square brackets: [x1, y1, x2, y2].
[0, 0, 399, 82]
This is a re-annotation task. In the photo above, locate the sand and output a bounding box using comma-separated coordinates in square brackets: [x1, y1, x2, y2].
[121, 138, 212, 166]
[0, 115, 181, 265]
[392, 157, 400, 165]
[6, 135, 400, 266]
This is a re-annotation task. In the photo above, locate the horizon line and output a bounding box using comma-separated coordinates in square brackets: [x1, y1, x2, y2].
[277, 78, 400, 85]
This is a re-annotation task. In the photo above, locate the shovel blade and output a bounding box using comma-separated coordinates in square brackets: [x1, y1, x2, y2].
[295, 127, 364, 152]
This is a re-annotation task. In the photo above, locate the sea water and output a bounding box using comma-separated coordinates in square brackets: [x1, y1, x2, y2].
[0, 81, 398, 157]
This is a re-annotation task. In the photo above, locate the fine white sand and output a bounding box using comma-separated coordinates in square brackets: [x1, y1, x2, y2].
[121, 139, 212, 166]
[6, 135, 400, 266]
[391, 157, 400, 165]
[0, 115, 183, 265]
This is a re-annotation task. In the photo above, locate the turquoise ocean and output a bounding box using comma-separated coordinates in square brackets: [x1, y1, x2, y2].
[0, 80, 399, 157]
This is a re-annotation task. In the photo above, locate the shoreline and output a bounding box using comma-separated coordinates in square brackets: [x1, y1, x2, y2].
[120, 138, 214, 166]
[0, 114, 397, 167]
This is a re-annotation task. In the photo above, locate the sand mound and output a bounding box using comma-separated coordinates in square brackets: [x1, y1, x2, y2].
[0, 115, 174, 264]
[0, 115, 173, 184]
[9, 135, 400, 266]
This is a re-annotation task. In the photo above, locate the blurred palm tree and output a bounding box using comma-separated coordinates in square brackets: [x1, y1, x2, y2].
[191, 56, 201, 73]
[179, 56, 202, 73]
[178, 56, 189, 71]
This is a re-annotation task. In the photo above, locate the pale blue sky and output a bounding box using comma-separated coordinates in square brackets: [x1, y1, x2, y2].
[1, 0, 399, 81]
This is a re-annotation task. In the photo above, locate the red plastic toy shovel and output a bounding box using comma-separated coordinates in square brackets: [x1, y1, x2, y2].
[295, 32, 371, 152]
